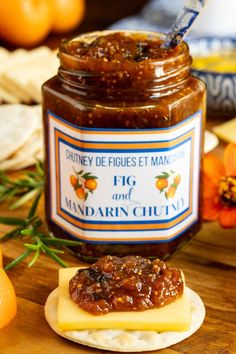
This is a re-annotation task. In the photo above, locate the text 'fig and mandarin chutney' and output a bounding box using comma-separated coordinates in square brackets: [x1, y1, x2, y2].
[42, 30, 206, 260]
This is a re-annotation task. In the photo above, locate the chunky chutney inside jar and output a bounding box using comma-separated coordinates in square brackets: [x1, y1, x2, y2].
[66, 32, 181, 62]
[42, 30, 206, 261]
[69, 256, 183, 315]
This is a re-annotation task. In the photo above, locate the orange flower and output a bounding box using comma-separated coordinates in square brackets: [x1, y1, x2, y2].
[203, 143, 236, 228]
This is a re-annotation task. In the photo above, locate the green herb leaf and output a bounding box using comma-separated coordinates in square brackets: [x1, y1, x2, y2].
[35, 160, 44, 177]
[82, 172, 92, 179]
[155, 175, 168, 179]
[44, 238, 83, 246]
[82, 255, 98, 262]
[28, 192, 41, 218]
[0, 164, 86, 270]
[24, 243, 40, 250]
[162, 172, 170, 177]
[0, 165, 44, 210]
[28, 248, 40, 268]
[21, 229, 33, 236]
[0, 216, 26, 226]
[0, 226, 22, 242]
[4, 249, 32, 271]
[44, 247, 68, 268]
[10, 189, 39, 210]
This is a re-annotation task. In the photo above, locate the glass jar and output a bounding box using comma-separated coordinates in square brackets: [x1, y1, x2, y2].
[42, 30, 206, 261]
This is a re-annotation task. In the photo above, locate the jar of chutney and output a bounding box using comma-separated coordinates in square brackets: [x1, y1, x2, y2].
[42, 30, 206, 261]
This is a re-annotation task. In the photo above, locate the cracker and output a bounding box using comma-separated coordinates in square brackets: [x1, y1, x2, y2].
[204, 131, 219, 154]
[0, 49, 20, 103]
[25, 53, 59, 102]
[2, 48, 58, 103]
[10, 150, 43, 171]
[0, 47, 10, 59]
[0, 47, 58, 104]
[0, 49, 28, 102]
[0, 104, 38, 162]
[0, 105, 43, 170]
[30, 104, 43, 130]
[0, 76, 30, 103]
[27, 66, 58, 102]
[45, 287, 205, 352]
[0, 86, 20, 104]
[0, 130, 43, 170]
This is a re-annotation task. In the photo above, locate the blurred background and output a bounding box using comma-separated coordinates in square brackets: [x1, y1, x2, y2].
[1, 0, 236, 47]
[1, 0, 236, 117]
[0, 0, 148, 49]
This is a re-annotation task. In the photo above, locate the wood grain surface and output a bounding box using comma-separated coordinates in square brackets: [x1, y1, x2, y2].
[0, 179, 235, 354]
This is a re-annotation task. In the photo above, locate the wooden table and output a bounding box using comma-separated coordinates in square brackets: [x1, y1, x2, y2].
[0, 170, 236, 354]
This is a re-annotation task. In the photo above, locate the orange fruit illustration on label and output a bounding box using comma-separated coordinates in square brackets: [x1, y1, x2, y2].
[75, 187, 86, 200]
[70, 174, 78, 187]
[71, 169, 98, 201]
[0, 246, 17, 329]
[165, 186, 176, 199]
[155, 171, 181, 200]
[84, 178, 97, 191]
[174, 174, 181, 186]
[156, 178, 168, 190]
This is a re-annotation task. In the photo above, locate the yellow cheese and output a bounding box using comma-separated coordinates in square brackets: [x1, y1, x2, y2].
[58, 267, 191, 332]
[213, 118, 236, 144]
[192, 51, 236, 73]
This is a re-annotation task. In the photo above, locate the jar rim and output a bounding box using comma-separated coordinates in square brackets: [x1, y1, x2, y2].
[58, 30, 191, 100]
[59, 30, 190, 72]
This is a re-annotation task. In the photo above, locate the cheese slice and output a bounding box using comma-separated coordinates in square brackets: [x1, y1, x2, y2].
[213, 118, 236, 144]
[58, 267, 191, 332]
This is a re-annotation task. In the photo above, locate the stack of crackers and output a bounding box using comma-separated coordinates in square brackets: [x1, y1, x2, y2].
[0, 104, 43, 171]
[0, 46, 59, 171]
[0, 46, 58, 104]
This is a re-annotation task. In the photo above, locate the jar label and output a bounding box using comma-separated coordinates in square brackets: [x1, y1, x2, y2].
[48, 110, 202, 243]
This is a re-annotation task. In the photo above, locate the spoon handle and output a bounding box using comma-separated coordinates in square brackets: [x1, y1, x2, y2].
[163, 0, 207, 49]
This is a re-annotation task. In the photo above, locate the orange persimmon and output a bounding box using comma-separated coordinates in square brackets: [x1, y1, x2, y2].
[50, 0, 85, 33]
[0, 0, 85, 47]
[0, 246, 17, 329]
[0, 246, 2, 268]
[0, 0, 53, 47]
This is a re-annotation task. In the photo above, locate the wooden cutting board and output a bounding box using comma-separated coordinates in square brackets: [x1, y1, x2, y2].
[0, 196, 235, 354]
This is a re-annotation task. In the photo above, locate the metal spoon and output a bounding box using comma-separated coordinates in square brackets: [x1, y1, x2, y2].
[162, 0, 207, 49]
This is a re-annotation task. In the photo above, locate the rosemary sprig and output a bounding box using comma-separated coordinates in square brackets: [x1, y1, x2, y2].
[0, 160, 44, 210]
[0, 186, 83, 270]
